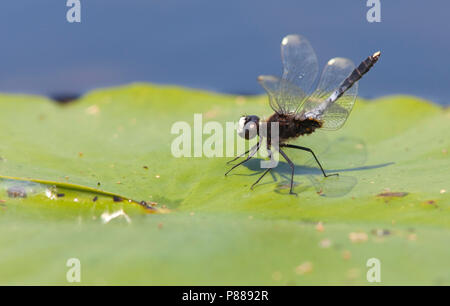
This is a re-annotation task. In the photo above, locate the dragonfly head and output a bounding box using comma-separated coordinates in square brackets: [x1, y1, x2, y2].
[237, 115, 260, 140]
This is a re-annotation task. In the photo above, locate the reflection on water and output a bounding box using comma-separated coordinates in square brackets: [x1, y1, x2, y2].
[308, 175, 358, 198]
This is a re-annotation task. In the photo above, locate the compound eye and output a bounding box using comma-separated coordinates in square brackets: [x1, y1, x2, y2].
[237, 116, 259, 140]
[244, 121, 258, 140]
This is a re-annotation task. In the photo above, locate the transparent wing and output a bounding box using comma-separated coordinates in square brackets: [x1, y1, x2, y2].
[258, 34, 319, 114]
[258, 75, 306, 114]
[302, 57, 358, 130]
[281, 34, 319, 97]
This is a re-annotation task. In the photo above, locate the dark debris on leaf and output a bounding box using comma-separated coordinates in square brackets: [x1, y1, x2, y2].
[113, 196, 123, 202]
[425, 200, 438, 207]
[376, 192, 408, 198]
[371, 229, 391, 237]
[139, 200, 157, 211]
[7, 186, 27, 198]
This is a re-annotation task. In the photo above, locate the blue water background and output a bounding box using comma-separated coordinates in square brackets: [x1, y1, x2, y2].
[0, 1, 448, 105]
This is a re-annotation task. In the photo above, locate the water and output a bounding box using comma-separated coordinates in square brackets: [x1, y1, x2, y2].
[0, 0, 448, 105]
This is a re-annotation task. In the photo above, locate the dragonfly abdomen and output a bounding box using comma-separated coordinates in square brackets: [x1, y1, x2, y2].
[305, 51, 381, 120]
[335, 51, 381, 101]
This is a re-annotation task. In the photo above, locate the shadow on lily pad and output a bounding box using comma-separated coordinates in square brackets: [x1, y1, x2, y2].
[230, 136, 394, 197]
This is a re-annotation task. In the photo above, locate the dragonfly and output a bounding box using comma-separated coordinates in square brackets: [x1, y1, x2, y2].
[225, 34, 380, 195]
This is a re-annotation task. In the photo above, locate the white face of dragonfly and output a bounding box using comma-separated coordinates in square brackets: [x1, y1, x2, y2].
[237, 116, 259, 140]
[237, 117, 247, 136]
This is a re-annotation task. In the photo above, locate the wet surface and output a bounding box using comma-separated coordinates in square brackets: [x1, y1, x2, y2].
[0, 178, 159, 212]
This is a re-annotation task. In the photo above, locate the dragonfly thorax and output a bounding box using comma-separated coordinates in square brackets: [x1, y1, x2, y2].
[266, 113, 323, 144]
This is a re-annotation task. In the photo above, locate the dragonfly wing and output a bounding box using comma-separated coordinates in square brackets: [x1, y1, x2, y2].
[303, 57, 358, 130]
[281, 34, 319, 92]
[279, 34, 318, 113]
[258, 75, 282, 113]
[259, 34, 319, 114]
[258, 75, 306, 114]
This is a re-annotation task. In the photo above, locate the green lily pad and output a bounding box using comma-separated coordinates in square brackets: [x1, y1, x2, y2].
[0, 84, 448, 285]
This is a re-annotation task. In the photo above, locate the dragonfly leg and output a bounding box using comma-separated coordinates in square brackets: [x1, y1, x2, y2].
[227, 146, 254, 164]
[225, 139, 261, 176]
[250, 149, 274, 190]
[278, 148, 297, 195]
[250, 168, 272, 190]
[280, 144, 338, 177]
